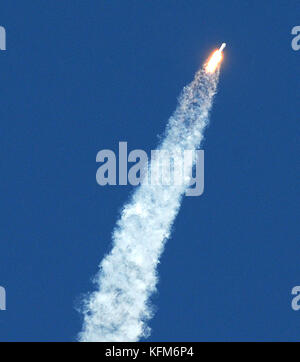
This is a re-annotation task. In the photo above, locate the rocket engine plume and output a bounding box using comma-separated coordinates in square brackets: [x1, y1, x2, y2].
[78, 45, 224, 342]
[205, 43, 226, 74]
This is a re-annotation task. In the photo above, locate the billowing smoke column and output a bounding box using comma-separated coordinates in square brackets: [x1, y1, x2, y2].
[79, 52, 222, 342]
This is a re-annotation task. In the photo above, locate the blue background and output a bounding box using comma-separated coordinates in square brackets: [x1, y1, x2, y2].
[0, 1, 299, 341]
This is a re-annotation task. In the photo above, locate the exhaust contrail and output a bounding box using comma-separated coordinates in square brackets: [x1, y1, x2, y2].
[78, 46, 224, 342]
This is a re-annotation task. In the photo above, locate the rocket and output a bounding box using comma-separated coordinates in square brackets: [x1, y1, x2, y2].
[205, 42, 227, 73]
[219, 43, 226, 52]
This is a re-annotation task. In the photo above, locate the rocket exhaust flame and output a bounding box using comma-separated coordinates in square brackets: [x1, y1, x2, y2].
[78, 45, 224, 342]
[205, 43, 226, 74]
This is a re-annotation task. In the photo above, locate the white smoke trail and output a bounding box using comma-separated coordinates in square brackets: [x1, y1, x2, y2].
[79, 65, 220, 342]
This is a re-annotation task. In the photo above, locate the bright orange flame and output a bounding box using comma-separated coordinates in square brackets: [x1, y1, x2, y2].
[205, 49, 223, 73]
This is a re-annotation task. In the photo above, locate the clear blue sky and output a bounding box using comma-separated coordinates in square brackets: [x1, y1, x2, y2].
[0, 1, 299, 341]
